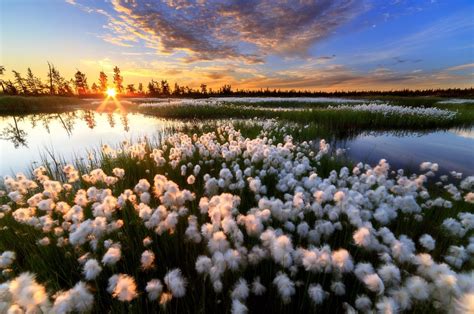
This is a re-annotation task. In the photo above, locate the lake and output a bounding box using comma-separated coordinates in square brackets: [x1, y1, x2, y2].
[0, 109, 473, 177]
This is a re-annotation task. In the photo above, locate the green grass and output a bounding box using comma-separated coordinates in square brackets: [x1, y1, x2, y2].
[0, 96, 95, 114]
[139, 103, 473, 135]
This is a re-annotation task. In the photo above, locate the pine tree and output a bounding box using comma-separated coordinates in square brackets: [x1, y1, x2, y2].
[74, 70, 88, 95]
[12, 70, 28, 94]
[113, 66, 123, 93]
[25, 68, 42, 95]
[99, 71, 108, 92]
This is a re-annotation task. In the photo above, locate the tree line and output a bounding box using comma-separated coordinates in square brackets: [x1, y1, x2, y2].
[0, 64, 473, 98]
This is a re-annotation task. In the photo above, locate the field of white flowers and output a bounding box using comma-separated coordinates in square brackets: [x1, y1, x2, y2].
[140, 101, 458, 118]
[0, 121, 473, 313]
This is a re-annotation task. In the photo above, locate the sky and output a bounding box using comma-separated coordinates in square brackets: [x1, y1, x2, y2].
[1, 0, 473, 91]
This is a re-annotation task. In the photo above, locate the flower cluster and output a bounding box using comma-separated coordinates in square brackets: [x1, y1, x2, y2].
[0, 123, 472, 313]
[327, 103, 457, 120]
[138, 97, 364, 109]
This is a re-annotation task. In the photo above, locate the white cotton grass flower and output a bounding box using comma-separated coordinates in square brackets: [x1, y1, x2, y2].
[7, 272, 50, 312]
[159, 291, 173, 305]
[213, 280, 223, 293]
[195, 255, 212, 274]
[37, 237, 50, 246]
[140, 250, 155, 270]
[112, 168, 125, 178]
[464, 192, 474, 204]
[270, 235, 294, 268]
[108, 274, 138, 302]
[231, 298, 248, 314]
[273, 272, 295, 304]
[225, 249, 242, 271]
[390, 288, 412, 311]
[445, 245, 468, 268]
[83, 259, 102, 280]
[102, 246, 121, 266]
[308, 284, 327, 305]
[0, 251, 15, 268]
[419, 234, 436, 251]
[453, 292, 474, 314]
[330, 281, 346, 296]
[355, 295, 372, 312]
[146, 279, 163, 301]
[187, 175, 196, 185]
[231, 278, 249, 300]
[354, 263, 374, 281]
[52, 281, 94, 313]
[164, 268, 187, 298]
[208, 231, 230, 253]
[251, 277, 266, 296]
[143, 236, 153, 247]
[363, 273, 384, 295]
[391, 235, 416, 263]
[331, 249, 353, 273]
[376, 297, 399, 314]
[377, 264, 401, 285]
[405, 276, 430, 301]
[353, 227, 372, 247]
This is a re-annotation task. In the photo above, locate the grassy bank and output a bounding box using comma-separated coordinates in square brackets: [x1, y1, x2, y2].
[139, 103, 473, 133]
[0, 96, 94, 114]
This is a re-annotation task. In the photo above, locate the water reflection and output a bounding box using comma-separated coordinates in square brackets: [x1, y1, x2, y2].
[333, 128, 474, 176]
[0, 110, 132, 149]
[1, 116, 28, 148]
[0, 110, 181, 175]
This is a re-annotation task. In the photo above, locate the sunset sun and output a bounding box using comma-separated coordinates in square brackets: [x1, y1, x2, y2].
[106, 87, 116, 98]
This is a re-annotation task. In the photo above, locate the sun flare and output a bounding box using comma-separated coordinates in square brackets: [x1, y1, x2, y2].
[106, 88, 117, 98]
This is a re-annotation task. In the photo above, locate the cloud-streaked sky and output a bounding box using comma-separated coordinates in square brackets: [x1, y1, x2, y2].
[1, 0, 473, 91]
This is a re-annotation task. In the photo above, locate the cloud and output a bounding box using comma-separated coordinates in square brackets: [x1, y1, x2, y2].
[317, 55, 336, 61]
[71, 0, 366, 63]
[233, 63, 473, 91]
[445, 63, 474, 72]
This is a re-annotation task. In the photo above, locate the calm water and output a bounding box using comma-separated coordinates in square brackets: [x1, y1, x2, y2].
[0, 111, 182, 175]
[0, 110, 473, 176]
[335, 129, 474, 175]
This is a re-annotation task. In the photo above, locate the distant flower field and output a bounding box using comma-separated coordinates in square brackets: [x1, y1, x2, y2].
[0, 121, 473, 313]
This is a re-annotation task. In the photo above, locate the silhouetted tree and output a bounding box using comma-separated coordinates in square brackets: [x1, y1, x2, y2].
[47, 62, 54, 95]
[58, 79, 74, 96]
[25, 68, 43, 95]
[74, 70, 88, 95]
[161, 80, 170, 96]
[113, 66, 123, 93]
[99, 71, 108, 92]
[147, 80, 160, 96]
[12, 70, 28, 94]
[138, 82, 143, 94]
[220, 84, 232, 95]
[0, 65, 5, 93]
[200, 83, 207, 95]
[45, 64, 69, 95]
[173, 82, 181, 96]
[91, 83, 99, 94]
[126, 84, 136, 94]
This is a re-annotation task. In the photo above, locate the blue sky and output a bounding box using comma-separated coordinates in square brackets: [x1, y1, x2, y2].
[1, 0, 473, 91]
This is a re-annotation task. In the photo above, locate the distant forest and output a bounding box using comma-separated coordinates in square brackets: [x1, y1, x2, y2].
[0, 64, 473, 98]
